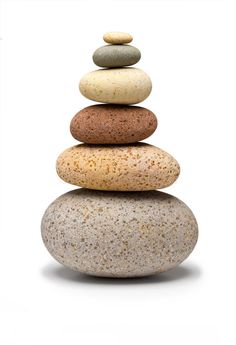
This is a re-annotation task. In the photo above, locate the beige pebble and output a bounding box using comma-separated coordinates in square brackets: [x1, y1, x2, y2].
[79, 67, 152, 105]
[56, 143, 180, 191]
[103, 31, 133, 44]
[41, 188, 198, 278]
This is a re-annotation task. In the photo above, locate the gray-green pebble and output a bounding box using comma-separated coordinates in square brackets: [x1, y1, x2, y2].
[93, 45, 141, 68]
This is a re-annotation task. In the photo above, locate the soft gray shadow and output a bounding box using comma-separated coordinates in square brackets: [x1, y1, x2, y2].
[41, 262, 202, 285]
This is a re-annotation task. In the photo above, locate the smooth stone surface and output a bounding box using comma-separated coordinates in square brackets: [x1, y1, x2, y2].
[56, 143, 180, 191]
[103, 31, 133, 44]
[79, 67, 152, 104]
[70, 105, 158, 144]
[93, 45, 141, 67]
[79, 68, 152, 105]
[41, 188, 198, 278]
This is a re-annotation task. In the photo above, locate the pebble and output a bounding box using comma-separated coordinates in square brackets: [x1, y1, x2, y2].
[41, 188, 198, 278]
[56, 143, 180, 191]
[103, 31, 133, 44]
[70, 105, 157, 144]
[79, 67, 152, 105]
[93, 45, 141, 68]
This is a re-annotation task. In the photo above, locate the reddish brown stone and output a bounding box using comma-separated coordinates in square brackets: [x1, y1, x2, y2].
[70, 105, 158, 144]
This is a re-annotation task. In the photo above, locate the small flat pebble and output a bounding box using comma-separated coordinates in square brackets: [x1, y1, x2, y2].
[93, 45, 141, 67]
[103, 31, 133, 44]
[79, 67, 152, 105]
[70, 105, 157, 144]
[41, 188, 198, 277]
[56, 143, 180, 191]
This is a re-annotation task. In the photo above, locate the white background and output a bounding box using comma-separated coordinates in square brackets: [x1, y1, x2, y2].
[1, 0, 236, 344]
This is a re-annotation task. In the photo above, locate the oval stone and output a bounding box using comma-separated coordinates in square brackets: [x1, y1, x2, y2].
[56, 143, 180, 191]
[103, 31, 133, 44]
[79, 68, 152, 105]
[70, 105, 158, 144]
[41, 188, 198, 278]
[93, 45, 141, 67]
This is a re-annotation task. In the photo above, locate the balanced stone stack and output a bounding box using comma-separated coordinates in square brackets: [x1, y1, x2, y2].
[41, 32, 198, 278]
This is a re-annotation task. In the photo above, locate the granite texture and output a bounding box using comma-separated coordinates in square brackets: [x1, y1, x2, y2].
[79, 67, 152, 105]
[41, 188, 198, 278]
[56, 143, 180, 191]
[93, 45, 141, 68]
[103, 31, 133, 44]
[70, 105, 157, 144]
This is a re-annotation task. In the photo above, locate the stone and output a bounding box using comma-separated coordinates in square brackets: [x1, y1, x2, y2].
[41, 188, 198, 278]
[70, 105, 158, 144]
[56, 143, 180, 191]
[93, 45, 141, 68]
[79, 67, 152, 105]
[103, 31, 133, 44]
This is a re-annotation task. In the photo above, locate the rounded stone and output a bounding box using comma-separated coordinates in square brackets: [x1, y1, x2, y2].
[70, 105, 158, 144]
[103, 31, 133, 44]
[79, 67, 152, 105]
[93, 45, 141, 68]
[56, 143, 180, 191]
[41, 188, 198, 278]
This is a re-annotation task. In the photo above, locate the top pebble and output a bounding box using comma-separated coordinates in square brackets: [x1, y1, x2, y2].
[103, 32, 133, 44]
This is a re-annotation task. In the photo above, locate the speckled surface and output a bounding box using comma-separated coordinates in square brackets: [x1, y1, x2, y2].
[56, 143, 180, 191]
[93, 45, 141, 68]
[79, 68, 152, 105]
[41, 188, 198, 277]
[70, 105, 157, 144]
[103, 32, 133, 44]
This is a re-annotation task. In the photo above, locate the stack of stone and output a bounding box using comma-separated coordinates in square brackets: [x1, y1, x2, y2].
[41, 32, 198, 278]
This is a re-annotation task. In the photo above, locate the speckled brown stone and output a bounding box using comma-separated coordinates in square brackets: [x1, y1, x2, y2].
[70, 105, 158, 144]
[56, 143, 180, 191]
[41, 188, 198, 278]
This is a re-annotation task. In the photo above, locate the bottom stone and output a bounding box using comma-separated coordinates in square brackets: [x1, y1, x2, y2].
[41, 189, 198, 278]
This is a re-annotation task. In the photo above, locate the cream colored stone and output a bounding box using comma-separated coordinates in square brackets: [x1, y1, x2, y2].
[79, 67, 152, 105]
[56, 143, 180, 191]
[41, 189, 198, 277]
[103, 31, 133, 44]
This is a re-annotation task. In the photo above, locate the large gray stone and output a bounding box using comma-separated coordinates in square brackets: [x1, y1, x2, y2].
[41, 189, 198, 278]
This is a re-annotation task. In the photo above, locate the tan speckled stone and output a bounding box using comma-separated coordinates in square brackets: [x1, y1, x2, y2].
[56, 143, 180, 191]
[41, 188, 198, 278]
[103, 31, 133, 44]
[79, 68, 152, 105]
